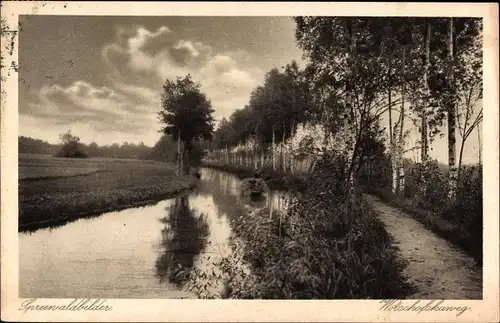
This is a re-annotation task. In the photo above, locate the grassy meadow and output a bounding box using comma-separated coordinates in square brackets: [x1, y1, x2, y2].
[19, 154, 195, 231]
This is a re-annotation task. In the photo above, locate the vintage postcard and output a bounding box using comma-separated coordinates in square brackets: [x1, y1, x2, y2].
[1, 1, 499, 322]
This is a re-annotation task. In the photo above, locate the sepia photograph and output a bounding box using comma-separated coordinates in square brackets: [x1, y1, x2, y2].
[1, 2, 498, 322]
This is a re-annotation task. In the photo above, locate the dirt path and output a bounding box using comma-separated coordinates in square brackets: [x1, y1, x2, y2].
[364, 194, 482, 299]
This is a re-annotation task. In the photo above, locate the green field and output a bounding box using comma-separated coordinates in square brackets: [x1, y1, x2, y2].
[19, 154, 195, 231]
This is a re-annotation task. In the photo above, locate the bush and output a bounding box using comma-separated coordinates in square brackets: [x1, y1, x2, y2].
[55, 130, 89, 158]
[441, 165, 482, 263]
[188, 144, 204, 167]
[402, 160, 441, 210]
[55, 144, 89, 158]
[211, 156, 413, 299]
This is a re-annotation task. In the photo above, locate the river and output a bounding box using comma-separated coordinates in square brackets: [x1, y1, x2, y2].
[19, 167, 287, 299]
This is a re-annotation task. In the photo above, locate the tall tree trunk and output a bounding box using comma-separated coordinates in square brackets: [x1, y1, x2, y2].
[447, 18, 458, 202]
[396, 46, 407, 196]
[388, 50, 397, 195]
[272, 126, 276, 171]
[281, 123, 286, 172]
[177, 128, 181, 176]
[417, 20, 431, 203]
[420, 21, 431, 162]
[458, 138, 466, 178]
[253, 139, 257, 170]
[290, 121, 295, 173]
[183, 140, 191, 175]
[477, 124, 482, 164]
[343, 19, 358, 255]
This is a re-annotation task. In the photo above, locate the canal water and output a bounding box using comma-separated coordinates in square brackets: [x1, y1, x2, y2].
[19, 167, 287, 298]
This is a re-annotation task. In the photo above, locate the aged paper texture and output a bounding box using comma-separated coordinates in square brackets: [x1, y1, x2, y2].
[1, 1, 498, 322]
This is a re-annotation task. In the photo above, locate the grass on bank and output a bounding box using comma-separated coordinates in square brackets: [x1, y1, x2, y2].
[19, 154, 196, 231]
[197, 158, 415, 299]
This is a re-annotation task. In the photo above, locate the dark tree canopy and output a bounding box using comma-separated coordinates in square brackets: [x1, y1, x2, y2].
[159, 74, 215, 144]
[55, 130, 88, 158]
[213, 60, 312, 149]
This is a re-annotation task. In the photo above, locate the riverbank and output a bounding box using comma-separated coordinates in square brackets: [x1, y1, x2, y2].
[200, 160, 307, 192]
[201, 160, 415, 299]
[19, 154, 196, 232]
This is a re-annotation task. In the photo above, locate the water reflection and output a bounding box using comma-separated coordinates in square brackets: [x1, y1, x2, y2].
[19, 167, 289, 298]
[155, 196, 209, 286]
[19, 200, 197, 299]
[195, 168, 285, 217]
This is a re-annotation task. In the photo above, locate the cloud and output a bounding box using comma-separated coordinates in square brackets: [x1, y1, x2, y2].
[23, 24, 264, 146]
[22, 81, 163, 145]
[102, 25, 262, 119]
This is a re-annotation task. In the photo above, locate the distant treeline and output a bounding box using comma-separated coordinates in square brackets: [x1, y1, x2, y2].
[19, 136, 60, 155]
[19, 135, 209, 162]
[19, 136, 152, 159]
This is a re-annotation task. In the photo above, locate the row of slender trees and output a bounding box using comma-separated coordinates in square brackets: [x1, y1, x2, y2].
[209, 61, 314, 174]
[154, 17, 484, 290]
[214, 60, 311, 150]
[199, 17, 482, 202]
[295, 17, 482, 203]
[158, 17, 483, 206]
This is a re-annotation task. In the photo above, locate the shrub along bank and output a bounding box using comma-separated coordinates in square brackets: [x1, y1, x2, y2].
[209, 157, 414, 299]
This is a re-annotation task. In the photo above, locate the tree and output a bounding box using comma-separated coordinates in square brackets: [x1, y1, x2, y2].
[159, 74, 215, 175]
[55, 130, 88, 158]
[87, 142, 99, 157]
[420, 18, 482, 201]
[18, 136, 59, 155]
[357, 119, 391, 189]
[294, 17, 406, 252]
[451, 19, 482, 180]
[146, 134, 177, 162]
[213, 117, 233, 149]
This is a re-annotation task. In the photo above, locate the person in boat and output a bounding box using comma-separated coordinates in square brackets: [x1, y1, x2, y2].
[189, 166, 201, 178]
[240, 170, 268, 197]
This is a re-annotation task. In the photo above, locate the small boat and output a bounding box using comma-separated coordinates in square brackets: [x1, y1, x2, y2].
[240, 177, 268, 198]
[189, 167, 201, 179]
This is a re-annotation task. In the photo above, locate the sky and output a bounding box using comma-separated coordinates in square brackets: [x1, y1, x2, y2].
[19, 16, 302, 146]
[18, 15, 481, 164]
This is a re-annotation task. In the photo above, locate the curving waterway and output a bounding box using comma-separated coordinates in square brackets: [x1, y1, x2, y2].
[19, 167, 287, 299]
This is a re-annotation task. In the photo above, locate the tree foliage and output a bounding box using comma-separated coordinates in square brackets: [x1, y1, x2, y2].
[213, 60, 312, 149]
[159, 74, 215, 172]
[159, 74, 215, 143]
[55, 130, 88, 158]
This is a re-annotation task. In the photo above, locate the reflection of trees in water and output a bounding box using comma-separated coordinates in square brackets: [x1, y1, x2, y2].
[196, 169, 236, 198]
[155, 195, 210, 287]
[196, 169, 294, 229]
[199, 169, 271, 220]
[154, 169, 294, 298]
